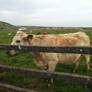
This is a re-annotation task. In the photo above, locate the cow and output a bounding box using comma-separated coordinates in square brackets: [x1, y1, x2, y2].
[43, 32, 48, 35]
[36, 32, 48, 35]
[6, 31, 90, 73]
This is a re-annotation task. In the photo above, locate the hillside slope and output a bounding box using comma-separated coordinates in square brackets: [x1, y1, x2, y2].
[0, 21, 17, 31]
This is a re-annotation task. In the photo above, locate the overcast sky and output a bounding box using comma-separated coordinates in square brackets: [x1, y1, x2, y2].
[0, 0, 92, 27]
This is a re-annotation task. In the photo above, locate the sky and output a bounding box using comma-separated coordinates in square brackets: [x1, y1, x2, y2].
[0, 0, 92, 27]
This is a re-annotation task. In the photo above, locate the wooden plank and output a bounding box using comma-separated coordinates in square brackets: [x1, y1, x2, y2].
[0, 65, 92, 85]
[0, 44, 92, 54]
[0, 83, 37, 92]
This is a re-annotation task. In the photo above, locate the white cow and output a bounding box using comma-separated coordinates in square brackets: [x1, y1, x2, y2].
[6, 31, 90, 73]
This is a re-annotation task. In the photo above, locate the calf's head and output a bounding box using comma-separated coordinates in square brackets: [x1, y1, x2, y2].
[6, 31, 33, 56]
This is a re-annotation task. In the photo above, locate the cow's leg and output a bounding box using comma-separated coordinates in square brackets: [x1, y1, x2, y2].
[73, 57, 81, 73]
[34, 60, 48, 70]
[84, 55, 90, 72]
[40, 65, 48, 70]
[48, 61, 58, 72]
[48, 61, 58, 85]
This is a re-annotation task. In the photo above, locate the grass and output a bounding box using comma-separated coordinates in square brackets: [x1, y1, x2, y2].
[0, 28, 92, 92]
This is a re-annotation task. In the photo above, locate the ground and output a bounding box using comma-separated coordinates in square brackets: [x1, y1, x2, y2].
[0, 28, 92, 92]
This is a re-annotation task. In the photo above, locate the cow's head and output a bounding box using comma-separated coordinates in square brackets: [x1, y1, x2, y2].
[6, 31, 33, 56]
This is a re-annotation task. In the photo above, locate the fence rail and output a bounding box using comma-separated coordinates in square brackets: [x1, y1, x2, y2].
[0, 65, 92, 85]
[0, 83, 36, 92]
[0, 44, 92, 54]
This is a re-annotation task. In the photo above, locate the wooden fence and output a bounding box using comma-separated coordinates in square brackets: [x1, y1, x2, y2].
[0, 44, 92, 54]
[0, 44, 92, 92]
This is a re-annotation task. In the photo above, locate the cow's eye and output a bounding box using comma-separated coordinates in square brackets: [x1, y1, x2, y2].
[16, 40, 20, 43]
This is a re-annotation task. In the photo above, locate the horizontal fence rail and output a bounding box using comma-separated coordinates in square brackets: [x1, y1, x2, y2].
[0, 44, 92, 54]
[0, 83, 36, 92]
[0, 65, 92, 85]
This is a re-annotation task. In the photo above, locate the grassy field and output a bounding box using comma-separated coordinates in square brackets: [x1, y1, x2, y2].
[0, 28, 92, 92]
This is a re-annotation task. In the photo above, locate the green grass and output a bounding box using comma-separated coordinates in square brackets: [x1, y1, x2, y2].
[0, 29, 92, 92]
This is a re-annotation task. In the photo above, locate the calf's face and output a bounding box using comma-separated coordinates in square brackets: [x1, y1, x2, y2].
[6, 31, 33, 56]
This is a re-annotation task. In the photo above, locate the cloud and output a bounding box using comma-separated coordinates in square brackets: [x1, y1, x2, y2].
[0, 0, 92, 27]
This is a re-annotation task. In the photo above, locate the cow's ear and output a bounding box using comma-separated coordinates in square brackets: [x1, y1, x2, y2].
[23, 35, 33, 42]
[27, 35, 33, 39]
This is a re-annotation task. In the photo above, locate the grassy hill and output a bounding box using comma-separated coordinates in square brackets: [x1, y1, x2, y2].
[0, 21, 18, 31]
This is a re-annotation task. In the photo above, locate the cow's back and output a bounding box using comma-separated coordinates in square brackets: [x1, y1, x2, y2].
[31, 32, 90, 46]
[31, 32, 90, 64]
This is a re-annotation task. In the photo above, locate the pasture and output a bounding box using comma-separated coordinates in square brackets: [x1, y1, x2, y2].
[0, 28, 92, 92]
